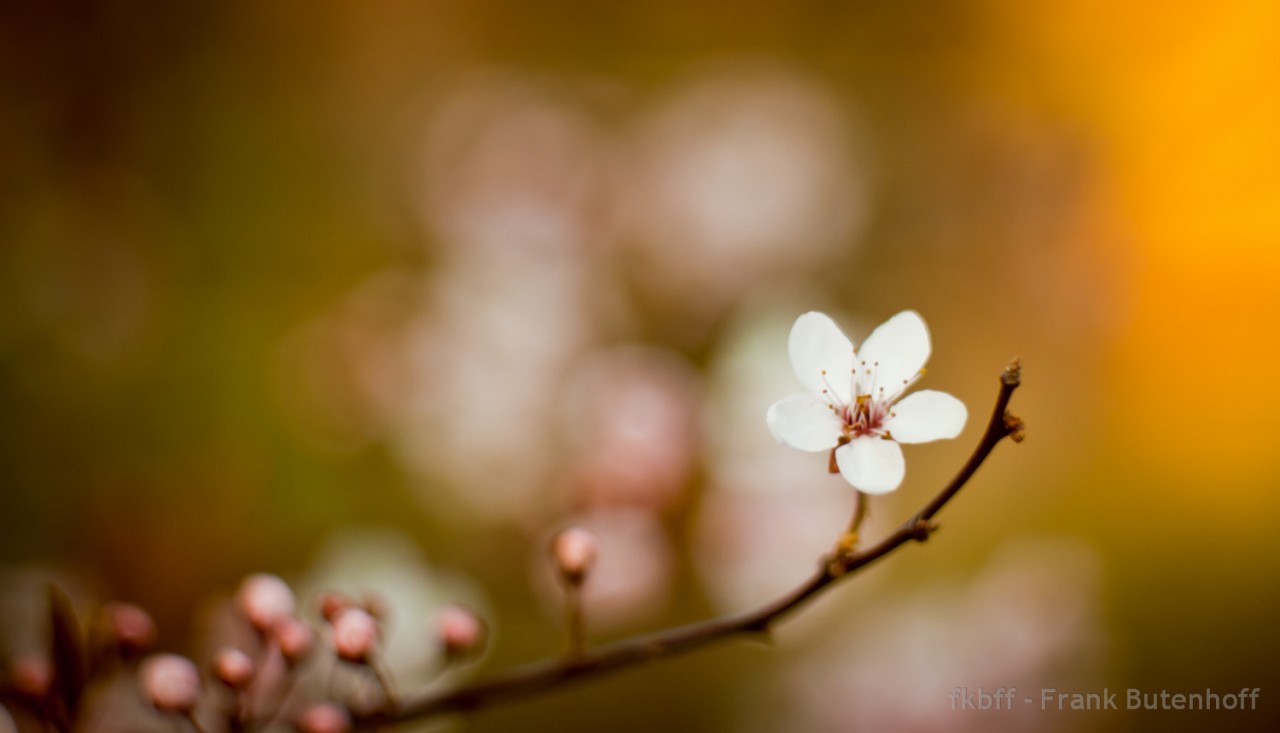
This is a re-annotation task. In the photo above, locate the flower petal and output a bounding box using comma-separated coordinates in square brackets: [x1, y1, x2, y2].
[884, 390, 968, 444]
[788, 312, 854, 405]
[766, 393, 844, 452]
[834, 437, 905, 494]
[855, 310, 931, 400]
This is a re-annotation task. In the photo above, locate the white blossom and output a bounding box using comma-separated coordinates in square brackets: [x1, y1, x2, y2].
[766, 311, 967, 493]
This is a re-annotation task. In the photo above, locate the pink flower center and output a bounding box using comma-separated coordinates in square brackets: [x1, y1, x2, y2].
[840, 395, 889, 439]
[819, 366, 896, 441]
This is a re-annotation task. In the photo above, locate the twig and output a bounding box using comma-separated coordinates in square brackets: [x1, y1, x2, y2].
[356, 360, 1024, 728]
[368, 655, 400, 712]
[184, 712, 210, 733]
[563, 583, 585, 659]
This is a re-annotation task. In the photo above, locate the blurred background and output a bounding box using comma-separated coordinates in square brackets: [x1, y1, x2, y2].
[2, 1, 1279, 731]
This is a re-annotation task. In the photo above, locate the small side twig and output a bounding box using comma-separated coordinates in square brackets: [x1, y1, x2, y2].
[369, 655, 399, 712]
[563, 584, 585, 659]
[356, 360, 1025, 728]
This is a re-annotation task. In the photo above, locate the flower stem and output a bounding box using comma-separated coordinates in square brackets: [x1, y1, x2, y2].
[848, 490, 868, 535]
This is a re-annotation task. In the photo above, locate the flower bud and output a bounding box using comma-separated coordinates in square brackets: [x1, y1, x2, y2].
[140, 654, 201, 714]
[212, 648, 254, 690]
[236, 574, 296, 633]
[102, 602, 157, 657]
[295, 702, 351, 733]
[436, 605, 487, 660]
[274, 616, 315, 665]
[8, 656, 52, 699]
[552, 527, 598, 584]
[330, 608, 378, 664]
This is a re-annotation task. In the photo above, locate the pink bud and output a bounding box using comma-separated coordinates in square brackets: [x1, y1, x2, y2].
[552, 527, 598, 584]
[212, 648, 254, 689]
[295, 702, 351, 733]
[9, 656, 52, 699]
[236, 574, 296, 633]
[274, 616, 314, 664]
[102, 602, 157, 656]
[140, 654, 201, 713]
[330, 608, 378, 663]
[436, 605, 487, 659]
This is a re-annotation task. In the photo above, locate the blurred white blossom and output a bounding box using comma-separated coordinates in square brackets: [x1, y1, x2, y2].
[616, 64, 867, 320]
[559, 346, 701, 511]
[279, 66, 869, 527]
[420, 74, 608, 260]
[391, 253, 595, 522]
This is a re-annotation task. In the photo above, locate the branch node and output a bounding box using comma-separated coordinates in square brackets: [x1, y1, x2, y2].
[824, 553, 849, 577]
[1003, 411, 1026, 443]
[910, 519, 938, 542]
[744, 619, 775, 642]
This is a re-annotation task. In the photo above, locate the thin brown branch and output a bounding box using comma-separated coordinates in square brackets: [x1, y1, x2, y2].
[357, 360, 1024, 728]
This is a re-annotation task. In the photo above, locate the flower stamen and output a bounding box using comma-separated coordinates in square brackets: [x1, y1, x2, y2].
[817, 369, 846, 409]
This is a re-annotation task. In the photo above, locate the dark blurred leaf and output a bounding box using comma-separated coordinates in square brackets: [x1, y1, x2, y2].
[47, 585, 86, 720]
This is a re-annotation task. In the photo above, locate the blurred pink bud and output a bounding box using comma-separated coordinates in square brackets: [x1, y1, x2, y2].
[317, 592, 354, 623]
[330, 608, 378, 663]
[552, 527, 598, 584]
[236, 574, 296, 633]
[436, 605, 487, 660]
[102, 602, 157, 657]
[212, 648, 254, 689]
[274, 616, 315, 664]
[9, 656, 52, 699]
[295, 702, 351, 733]
[140, 654, 201, 713]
